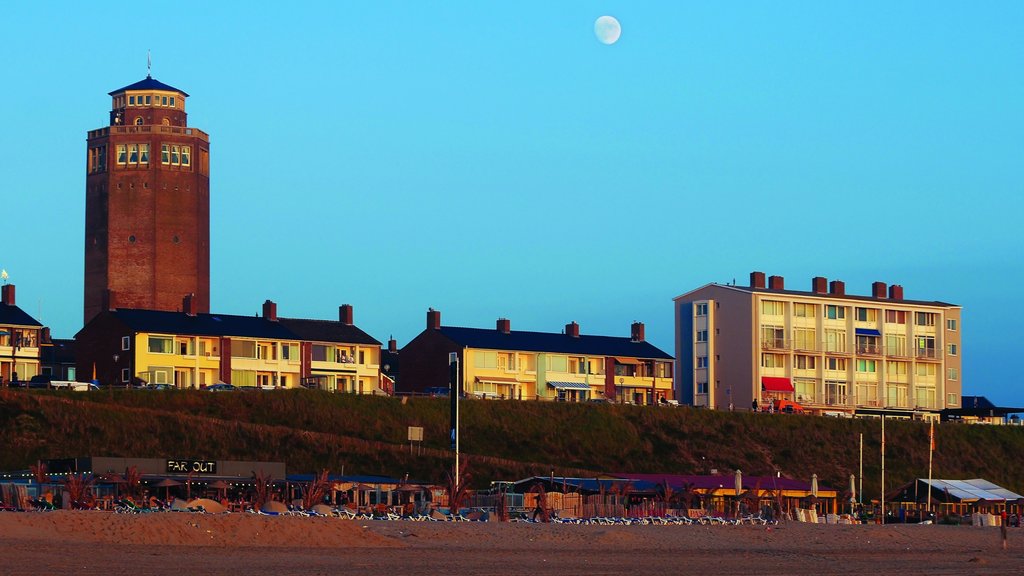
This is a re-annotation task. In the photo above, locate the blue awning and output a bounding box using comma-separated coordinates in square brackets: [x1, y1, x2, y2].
[855, 328, 881, 336]
[547, 381, 592, 391]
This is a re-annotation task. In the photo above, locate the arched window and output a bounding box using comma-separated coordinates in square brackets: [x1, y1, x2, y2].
[134, 117, 144, 126]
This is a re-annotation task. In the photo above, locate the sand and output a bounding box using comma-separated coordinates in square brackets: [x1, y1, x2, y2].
[0, 511, 1021, 575]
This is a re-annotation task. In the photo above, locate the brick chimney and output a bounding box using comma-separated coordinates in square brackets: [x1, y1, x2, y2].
[388, 338, 397, 353]
[183, 293, 197, 316]
[812, 276, 828, 294]
[768, 275, 785, 290]
[41, 327, 51, 344]
[496, 318, 511, 334]
[871, 281, 887, 299]
[339, 304, 353, 325]
[262, 299, 278, 322]
[427, 308, 441, 330]
[0, 284, 14, 306]
[565, 321, 580, 338]
[829, 280, 845, 296]
[750, 271, 766, 289]
[631, 321, 645, 342]
[888, 285, 904, 301]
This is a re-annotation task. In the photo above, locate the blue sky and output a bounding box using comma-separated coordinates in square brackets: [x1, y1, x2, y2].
[2, 2, 1022, 403]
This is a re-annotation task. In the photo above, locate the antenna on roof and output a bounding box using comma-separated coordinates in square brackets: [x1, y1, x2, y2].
[147, 49, 152, 78]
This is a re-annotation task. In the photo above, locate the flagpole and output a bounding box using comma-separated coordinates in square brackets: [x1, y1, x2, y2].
[880, 415, 885, 525]
[858, 433, 863, 508]
[927, 419, 934, 515]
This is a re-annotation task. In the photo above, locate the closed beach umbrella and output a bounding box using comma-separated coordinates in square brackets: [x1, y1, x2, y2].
[812, 474, 819, 498]
[734, 470, 742, 497]
[849, 474, 856, 505]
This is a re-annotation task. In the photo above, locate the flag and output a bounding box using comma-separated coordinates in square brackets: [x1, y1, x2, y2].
[929, 420, 935, 451]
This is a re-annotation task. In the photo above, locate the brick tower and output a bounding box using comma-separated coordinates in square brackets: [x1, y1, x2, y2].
[84, 75, 210, 323]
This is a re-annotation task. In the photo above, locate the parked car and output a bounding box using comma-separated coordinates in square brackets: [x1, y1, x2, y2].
[205, 383, 237, 392]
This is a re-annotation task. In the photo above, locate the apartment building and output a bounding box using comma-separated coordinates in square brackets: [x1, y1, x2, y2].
[75, 296, 381, 392]
[399, 309, 674, 404]
[673, 272, 962, 418]
[0, 285, 45, 384]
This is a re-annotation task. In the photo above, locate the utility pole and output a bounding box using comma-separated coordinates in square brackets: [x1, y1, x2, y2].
[449, 352, 460, 484]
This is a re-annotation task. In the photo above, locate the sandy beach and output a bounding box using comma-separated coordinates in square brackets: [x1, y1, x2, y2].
[0, 511, 1021, 575]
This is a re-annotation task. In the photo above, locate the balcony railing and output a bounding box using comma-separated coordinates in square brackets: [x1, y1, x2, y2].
[760, 338, 788, 350]
[885, 347, 911, 358]
[856, 344, 883, 356]
[915, 349, 939, 360]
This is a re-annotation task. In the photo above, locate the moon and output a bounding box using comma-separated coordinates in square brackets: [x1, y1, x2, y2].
[594, 15, 621, 45]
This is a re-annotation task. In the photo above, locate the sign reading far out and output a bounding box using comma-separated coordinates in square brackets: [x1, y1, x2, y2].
[166, 459, 217, 475]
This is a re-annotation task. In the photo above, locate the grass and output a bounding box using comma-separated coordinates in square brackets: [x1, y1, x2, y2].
[1, 388, 1022, 497]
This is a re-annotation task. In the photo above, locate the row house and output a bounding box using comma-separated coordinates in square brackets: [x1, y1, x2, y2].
[75, 295, 382, 392]
[399, 309, 674, 404]
[0, 285, 45, 384]
[673, 271, 962, 418]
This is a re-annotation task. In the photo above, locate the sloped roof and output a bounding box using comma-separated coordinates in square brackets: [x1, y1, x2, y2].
[106, 309, 297, 340]
[437, 326, 672, 359]
[618, 473, 831, 493]
[109, 76, 189, 96]
[0, 303, 43, 327]
[278, 318, 380, 346]
[921, 479, 1024, 502]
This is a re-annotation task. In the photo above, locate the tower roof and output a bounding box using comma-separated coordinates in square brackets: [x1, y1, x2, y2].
[108, 76, 189, 97]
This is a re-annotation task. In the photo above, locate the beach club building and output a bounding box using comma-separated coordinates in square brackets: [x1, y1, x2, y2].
[75, 297, 383, 391]
[399, 309, 674, 404]
[673, 272, 963, 418]
[0, 284, 45, 385]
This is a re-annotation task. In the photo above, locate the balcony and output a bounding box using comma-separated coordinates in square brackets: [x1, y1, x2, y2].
[822, 343, 852, 356]
[856, 344, 883, 356]
[760, 338, 789, 351]
[915, 349, 940, 361]
[885, 347, 911, 359]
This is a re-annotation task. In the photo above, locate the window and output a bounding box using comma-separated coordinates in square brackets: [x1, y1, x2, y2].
[135, 117, 143, 126]
[145, 95, 151, 105]
[856, 335, 880, 355]
[915, 336, 936, 358]
[359, 350, 366, 364]
[139, 144, 149, 164]
[234, 341, 258, 359]
[794, 379, 816, 403]
[121, 369, 130, 383]
[856, 382, 878, 406]
[886, 362, 908, 378]
[794, 355, 817, 370]
[825, 305, 846, 320]
[696, 330, 708, 342]
[121, 336, 131, 350]
[161, 144, 170, 164]
[914, 386, 937, 409]
[760, 325, 785, 348]
[547, 355, 568, 372]
[129, 95, 135, 105]
[824, 329, 846, 353]
[117, 145, 127, 164]
[946, 319, 957, 331]
[148, 336, 173, 354]
[281, 343, 297, 360]
[761, 353, 785, 369]
[793, 328, 816, 351]
[826, 357, 847, 372]
[855, 308, 878, 323]
[947, 393, 958, 406]
[885, 310, 907, 324]
[856, 359, 877, 373]
[761, 300, 784, 316]
[793, 303, 816, 318]
[886, 383, 909, 407]
[696, 382, 709, 395]
[161, 96, 168, 106]
[885, 334, 907, 356]
[171, 145, 180, 164]
[181, 146, 191, 166]
[916, 363, 936, 377]
[947, 368, 958, 381]
[825, 380, 847, 405]
[915, 312, 936, 327]
[695, 303, 708, 316]
[696, 356, 708, 368]
[947, 343, 957, 356]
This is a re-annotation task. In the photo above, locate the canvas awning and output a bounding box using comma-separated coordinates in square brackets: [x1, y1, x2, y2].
[475, 376, 518, 384]
[855, 328, 881, 337]
[761, 377, 794, 392]
[547, 381, 592, 391]
[615, 357, 640, 365]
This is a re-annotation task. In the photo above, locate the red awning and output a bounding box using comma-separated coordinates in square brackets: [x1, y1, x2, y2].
[761, 377, 794, 392]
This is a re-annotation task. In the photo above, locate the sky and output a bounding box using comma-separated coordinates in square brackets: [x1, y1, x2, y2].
[1, 1, 1022, 404]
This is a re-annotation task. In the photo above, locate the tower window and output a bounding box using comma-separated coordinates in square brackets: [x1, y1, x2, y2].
[134, 117, 143, 126]
[128, 144, 139, 164]
[181, 146, 191, 166]
[129, 235, 136, 243]
[129, 95, 135, 105]
[145, 95, 151, 105]
[170, 96, 175, 107]
[117, 145, 127, 164]
[161, 145, 170, 164]
[171, 146, 179, 165]
[161, 96, 167, 106]
[139, 144, 149, 164]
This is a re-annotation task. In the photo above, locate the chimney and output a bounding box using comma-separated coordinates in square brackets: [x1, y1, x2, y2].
[871, 281, 887, 299]
[262, 299, 278, 322]
[102, 289, 117, 311]
[889, 284, 904, 301]
[339, 304, 353, 325]
[829, 280, 845, 296]
[565, 321, 580, 338]
[388, 338, 397, 353]
[183, 293, 197, 316]
[631, 321, 646, 342]
[41, 327, 51, 344]
[812, 276, 828, 294]
[749, 271, 766, 289]
[0, 284, 14, 306]
[768, 275, 785, 290]
[427, 308, 441, 330]
[496, 318, 511, 334]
